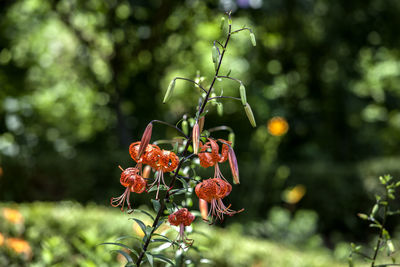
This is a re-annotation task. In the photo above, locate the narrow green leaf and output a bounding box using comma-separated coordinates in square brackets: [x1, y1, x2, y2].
[115, 235, 142, 242]
[146, 252, 154, 267]
[153, 233, 171, 240]
[111, 249, 133, 263]
[148, 185, 168, 193]
[170, 188, 186, 195]
[131, 218, 147, 236]
[357, 213, 369, 220]
[151, 238, 171, 244]
[152, 253, 175, 265]
[239, 83, 247, 105]
[145, 225, 153, 237]
[155, 219, 165, 230]
[102, 243, 139, 258]
[135, 209, 155, 220]
[177, 178, 189, 190]
[151, 199, 161, 213]
[244, 103, 256, 127]
[163, 79, 176, 104]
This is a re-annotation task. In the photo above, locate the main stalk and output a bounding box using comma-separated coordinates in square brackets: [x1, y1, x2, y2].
[135, 21, 232, 267]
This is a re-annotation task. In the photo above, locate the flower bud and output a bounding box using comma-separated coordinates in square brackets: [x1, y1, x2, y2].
[192, 122, 200, 155]
[199, 116, 205, 133]
[217, 102, 223, 116]
[163, 79, 176, 103]
[182, 120, 189, 135]
[250, 32, 256, 47]
[239, 83, 247, 105]
[199, 199, 208, 221]
[228, 147, 239, 184]
[138, 123, 153, 160]
[142, 165, 152, 179]
[244, 103, 256, 127]
[212, 45, 218, 64]
[220, 17, 226, 31]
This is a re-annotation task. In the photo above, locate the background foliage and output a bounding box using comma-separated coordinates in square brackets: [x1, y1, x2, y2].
[2, 0, 400, 264]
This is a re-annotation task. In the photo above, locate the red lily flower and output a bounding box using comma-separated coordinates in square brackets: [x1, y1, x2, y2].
[168, 208, 195, 247]
[111, 167, 146, 211]
[195, 178, 243, 221]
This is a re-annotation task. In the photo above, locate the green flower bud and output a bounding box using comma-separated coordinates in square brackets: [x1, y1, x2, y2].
[250, 32, 256, 46]
[182, 120, 189, 135]
[244, 103, 256, 127]
[217, 102, 223, 116]
[239, 83, 247, 105]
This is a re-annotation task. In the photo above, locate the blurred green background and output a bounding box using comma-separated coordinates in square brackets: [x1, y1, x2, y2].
[2, 0, 400, 265]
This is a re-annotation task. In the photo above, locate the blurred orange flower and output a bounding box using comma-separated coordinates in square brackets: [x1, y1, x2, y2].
[267, 116, 289, 136]
[3, 208, 24, 224]
[0, 233, 4, 246]
[283, 185, 306, 204]
[6, 238, 32, 256]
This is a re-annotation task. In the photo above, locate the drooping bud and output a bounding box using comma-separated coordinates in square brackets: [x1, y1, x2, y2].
[212, 44, 219, 70]
[163, 79, 176, 103]
[220, 17, 226, 31]
[239, 83, 247, 105]
[250, 32, 256, 47]
[142, 165, 151, 179]
[198, 116, 205, 133]
[138, 123, 153, 160]
[199, 199, 208, 221]
[228, 147, 240, 184]
[244, 103, 256, 127]
[212, 44, 218, 64]
[192, 122, 200, 155]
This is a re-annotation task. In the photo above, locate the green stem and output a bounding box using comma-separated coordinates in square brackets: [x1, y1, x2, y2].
[371, 195, 388, 266]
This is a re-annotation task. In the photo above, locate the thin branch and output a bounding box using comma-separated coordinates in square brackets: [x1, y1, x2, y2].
[216, 40, 224, 48]
[353, 251, 373, 260]
[175, 77, 207, 94]
[208, 96, 241, 101]
[231, 27, 252, 35]
[371, 199, 388, 266]
[216, 75, 242, 83]
[207, 126, 234, 133]
[151, 120, 188, 139]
